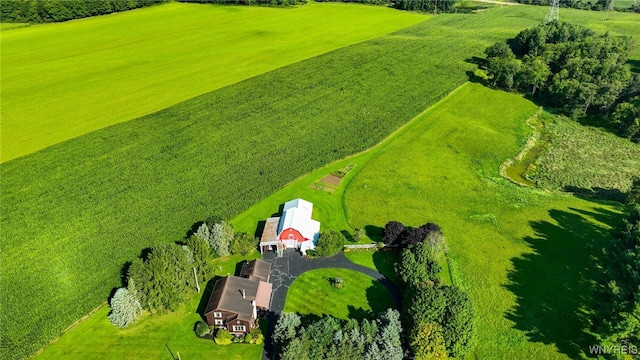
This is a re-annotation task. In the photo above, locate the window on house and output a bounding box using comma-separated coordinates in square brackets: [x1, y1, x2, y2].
[214, 319, 223, 326]
[288, 234, 294, 240]
[214, 312, 222, 318]
[232, 325, 246, 332]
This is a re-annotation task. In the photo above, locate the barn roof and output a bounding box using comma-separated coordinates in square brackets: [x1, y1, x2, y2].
[204, 276, 271, 321]
[240, 259, 271, 283]
[283, 198, 313, 217]
[278, 198, 320, 241]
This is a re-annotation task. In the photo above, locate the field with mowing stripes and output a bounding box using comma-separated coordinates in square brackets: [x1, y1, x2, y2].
[2, 3, 639, 359]
[0, 2, 426, 162]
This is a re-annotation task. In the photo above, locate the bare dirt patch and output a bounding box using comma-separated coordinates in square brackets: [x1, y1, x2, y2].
[320, 174, 342, 187]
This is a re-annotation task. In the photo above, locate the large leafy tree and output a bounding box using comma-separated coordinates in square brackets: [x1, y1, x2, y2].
[397, 242, 442, 289]
[315, 229, 346, 257]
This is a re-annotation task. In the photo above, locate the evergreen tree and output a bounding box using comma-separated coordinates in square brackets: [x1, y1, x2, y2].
[210, 221, 233, 257]
[108, 287, 142, 328]
[273, 312, 301, 347]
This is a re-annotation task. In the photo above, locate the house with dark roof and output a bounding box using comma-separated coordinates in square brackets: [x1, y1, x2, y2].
[204, 259, 272, 335]
[260, 198, 321, 256]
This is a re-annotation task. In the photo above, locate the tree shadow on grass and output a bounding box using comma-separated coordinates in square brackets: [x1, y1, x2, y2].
[505, 207, 620, 358]
[364, 225, 383, 242]
[196, 276, 222, 320]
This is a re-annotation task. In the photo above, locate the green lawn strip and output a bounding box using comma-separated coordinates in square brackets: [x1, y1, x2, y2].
[0, 2, 427, 162]
[343, 250, 403, 286]
[283, 268, 396, 320]
[35, 252, 263, 360]
[343, 82, 623, 359]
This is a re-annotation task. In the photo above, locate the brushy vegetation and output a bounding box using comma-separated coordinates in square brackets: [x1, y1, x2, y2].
[526, 116, 640, 198]
[344, 83, 624, 358]
[283, 268, 396, 319]
[3, 6, 639, 359]
[0, 2, 425, 162]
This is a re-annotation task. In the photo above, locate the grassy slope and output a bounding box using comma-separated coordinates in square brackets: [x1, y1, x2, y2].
[3, 5, 638, 360]
[36, 253, 263, 360]
[283, 268, 396, 320]
[344, 83, 623, 359]
[0, 2, 425, 162]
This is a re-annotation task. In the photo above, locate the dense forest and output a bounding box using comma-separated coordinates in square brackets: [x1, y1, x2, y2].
[484, 21, 639, 142]
[0, 0, 169, 23]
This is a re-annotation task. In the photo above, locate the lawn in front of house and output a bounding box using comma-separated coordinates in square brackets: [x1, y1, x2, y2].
[283, 268, 396, 320]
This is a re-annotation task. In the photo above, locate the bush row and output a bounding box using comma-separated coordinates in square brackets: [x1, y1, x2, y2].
[385, 220, 476, 359]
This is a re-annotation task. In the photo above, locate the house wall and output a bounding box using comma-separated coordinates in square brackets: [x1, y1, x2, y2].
[278, 228, 305, 242]
[205, 309, 236, 327]
[227, 318, 252, 335]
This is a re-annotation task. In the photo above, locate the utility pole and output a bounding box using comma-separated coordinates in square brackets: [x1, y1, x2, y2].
[545, 0, 560, 23]
[193, 267, 200, 293]
[605, 0, 614, 21]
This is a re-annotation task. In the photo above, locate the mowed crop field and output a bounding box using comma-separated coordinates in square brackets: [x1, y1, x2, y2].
[344, 83, 626, 359]
[0, 2, 426, 162]
[2, 4, 639, 360]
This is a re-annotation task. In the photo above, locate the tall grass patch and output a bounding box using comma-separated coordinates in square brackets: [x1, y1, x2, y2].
[527, 117, 640, 197]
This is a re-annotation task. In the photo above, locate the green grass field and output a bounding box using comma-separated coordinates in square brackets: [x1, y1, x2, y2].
[35, 253, 262, 360]
[283, 268, 396, 320]
[344, 83, 624, 359]
[526, 117, 640, 197]
[2, 4, 639, 359]
[0, 2, 426, 162]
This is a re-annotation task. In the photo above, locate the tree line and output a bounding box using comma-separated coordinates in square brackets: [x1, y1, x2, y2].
[177, 0, 308, 6]
[383, 220, 476, 359]
[0, 0, 169, 23]
[483, 21, 639, 142]
[592, 188, 640, 357]
[178, 0, 460, 12]
[273, 309, 404, 360]
[108, 216, 258, 328]
[510, 0, 639, 12]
